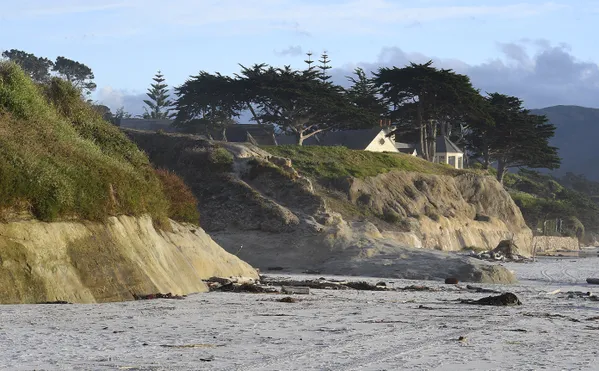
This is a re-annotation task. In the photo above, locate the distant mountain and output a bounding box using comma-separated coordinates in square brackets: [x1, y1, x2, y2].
[531, 105, 599, 181]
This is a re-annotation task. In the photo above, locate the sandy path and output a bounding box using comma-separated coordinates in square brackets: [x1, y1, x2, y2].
[1, 257, 599, 370]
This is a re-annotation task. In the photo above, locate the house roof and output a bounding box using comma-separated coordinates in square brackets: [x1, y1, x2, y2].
[314, 127, 386, 149]
[436, 136, 463, 154]
[412, 136, 463, 156]
[276, 127, 388, 149]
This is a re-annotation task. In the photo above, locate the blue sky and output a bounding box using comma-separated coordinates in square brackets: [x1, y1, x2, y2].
[1, 0, 598, 114]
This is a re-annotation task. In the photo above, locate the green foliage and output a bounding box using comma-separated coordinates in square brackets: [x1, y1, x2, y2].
[173, 71, 241, 133]
[466, 93, 560, 182]
[0, 62, 169, 222]
[262, 145, 461, 180]
[209, 147, 234, 171]
[507, 169, 599, 240]
[1, 49, 53, 83]
[374, 60, 485, 161]
[142, 71, 174, 119]
[346, 67, 386, 126]
[52, 56, 96, 95]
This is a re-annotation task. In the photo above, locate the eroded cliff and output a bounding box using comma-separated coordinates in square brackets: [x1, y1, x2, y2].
[0, 215, 258, 304]
[125, 130, 533, 283]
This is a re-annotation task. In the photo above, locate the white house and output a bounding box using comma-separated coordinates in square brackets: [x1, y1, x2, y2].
[276, 127, 399, 153]
[433, 136, 464, 169]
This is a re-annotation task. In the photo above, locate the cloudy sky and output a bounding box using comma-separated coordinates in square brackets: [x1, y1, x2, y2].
[1, 0, 598, 115]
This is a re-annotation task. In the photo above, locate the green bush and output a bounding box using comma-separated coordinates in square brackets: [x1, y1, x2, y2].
[209, 147, 234, 171]
[0, 62, 169, 223]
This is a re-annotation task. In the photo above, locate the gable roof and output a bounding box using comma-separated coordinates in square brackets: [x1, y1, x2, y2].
[315, 127, 385, 149]
[436, 136, 463, 154]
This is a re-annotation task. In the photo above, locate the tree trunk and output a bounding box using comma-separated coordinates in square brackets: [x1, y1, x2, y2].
[247, 102, 262, 125]
[296, 131, 304, 146]
[483, 149, 490, 169]
[496, 160, 507, 184]
[430, 119, 437, 162]
[418, 102, 427, 161]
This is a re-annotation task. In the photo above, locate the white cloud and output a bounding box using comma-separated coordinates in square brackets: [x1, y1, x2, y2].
[275, 45, 304, 57]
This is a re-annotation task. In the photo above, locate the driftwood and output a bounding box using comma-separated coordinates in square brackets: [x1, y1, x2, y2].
[133, 293, 186, 300]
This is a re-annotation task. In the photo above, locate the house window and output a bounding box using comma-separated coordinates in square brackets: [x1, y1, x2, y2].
[448, 156, 456, 168]
[379, 138, 386, 145]
[458, 156, 463, 169]
[438, 155, 446, 164]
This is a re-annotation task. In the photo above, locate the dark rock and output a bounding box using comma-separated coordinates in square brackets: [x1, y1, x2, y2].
[445, 277, 459, 284]
[277, 296, 297, 303]
[474, 214, 492, 222]
[376, 281, 387, 287]
[461, 292, 522, 306]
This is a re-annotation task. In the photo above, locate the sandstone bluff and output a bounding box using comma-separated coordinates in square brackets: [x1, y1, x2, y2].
[125, 130, 533, 284]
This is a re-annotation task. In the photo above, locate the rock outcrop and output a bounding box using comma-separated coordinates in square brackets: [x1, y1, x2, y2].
[0, 215, 258, 304]
[125, 130, 533, 283]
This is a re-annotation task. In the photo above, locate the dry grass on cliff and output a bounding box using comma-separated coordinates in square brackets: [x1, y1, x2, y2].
[263, 145, 464, 180]
[154, 169, 200, 225]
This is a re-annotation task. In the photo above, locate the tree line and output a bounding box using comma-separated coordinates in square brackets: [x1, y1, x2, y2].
[170, 53, 559, 183]
[3, 48, 560, 183]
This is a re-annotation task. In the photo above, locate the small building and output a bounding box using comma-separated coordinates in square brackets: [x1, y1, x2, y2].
[433, 136, 464, 169]
[276, 127, 399, 153]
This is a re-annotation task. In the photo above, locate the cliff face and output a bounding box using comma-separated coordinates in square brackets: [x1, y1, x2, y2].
[125, 130, 533, 283]
[0, 215, 257, 304]
[342, 171, 532, 252]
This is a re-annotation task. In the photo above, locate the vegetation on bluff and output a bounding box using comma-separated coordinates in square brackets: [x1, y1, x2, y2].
[0, 62, 198, 224]
[263, 145, 463, 180]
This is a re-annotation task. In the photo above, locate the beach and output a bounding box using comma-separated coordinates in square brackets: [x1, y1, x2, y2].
[1, 255, 598, 370]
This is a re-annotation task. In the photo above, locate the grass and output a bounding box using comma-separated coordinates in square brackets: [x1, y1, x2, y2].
[0, 62, 190, 225]
[262, 145, 463, 180]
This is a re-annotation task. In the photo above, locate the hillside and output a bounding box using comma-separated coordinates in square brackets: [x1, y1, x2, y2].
[125, 130, 535, 283]
[532, 105, 599, 181]
[0, 63, 257, 303]
[0, 62, 175, 223]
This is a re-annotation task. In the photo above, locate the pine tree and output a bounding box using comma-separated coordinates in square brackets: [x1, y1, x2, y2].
[142, 71, 173, 119]
[304, 51, 315, 71]
[318, 51, 332, 83]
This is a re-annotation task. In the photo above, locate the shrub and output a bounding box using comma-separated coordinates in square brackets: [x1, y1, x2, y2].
[209, 147, 234, 171]
[154, 169, 200, 225]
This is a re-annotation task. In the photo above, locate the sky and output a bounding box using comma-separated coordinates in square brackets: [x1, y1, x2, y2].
[1, 0, 598, 115]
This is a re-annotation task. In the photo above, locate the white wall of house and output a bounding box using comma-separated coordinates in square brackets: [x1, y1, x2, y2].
[364, 131, 400, 153]
[435, 152, 464, 169]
